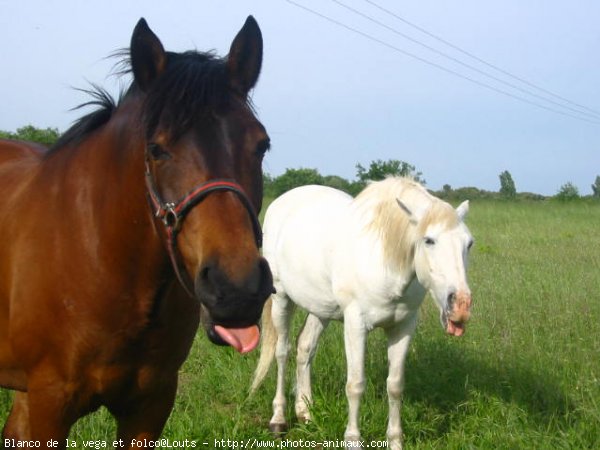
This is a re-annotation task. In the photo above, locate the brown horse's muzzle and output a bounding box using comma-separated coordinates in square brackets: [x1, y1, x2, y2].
[145, 173, 273, 352]
[197, 257, 273, 353]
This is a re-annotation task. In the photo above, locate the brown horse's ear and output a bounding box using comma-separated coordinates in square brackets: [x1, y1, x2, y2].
[227, 16, 263, 95]
[130, 18, 166, 91]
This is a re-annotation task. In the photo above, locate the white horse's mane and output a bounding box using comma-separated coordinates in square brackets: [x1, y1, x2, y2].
[351, 177, 459, 271]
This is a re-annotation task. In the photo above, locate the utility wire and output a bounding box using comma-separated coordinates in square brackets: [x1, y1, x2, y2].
[362, 0, 600, 118]
[285, 0, 600, 125]
[332, 0, 600, 121]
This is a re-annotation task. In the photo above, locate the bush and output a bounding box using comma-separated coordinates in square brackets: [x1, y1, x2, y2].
[267, 168, 324, 197]
[555, 182, 580, 201]
[438, 186, 497, 201]
[0, 125, 60, 147]
[516, 192, 546, 201]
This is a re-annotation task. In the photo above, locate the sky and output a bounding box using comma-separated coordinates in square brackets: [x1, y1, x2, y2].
[1, 0, 599, 196]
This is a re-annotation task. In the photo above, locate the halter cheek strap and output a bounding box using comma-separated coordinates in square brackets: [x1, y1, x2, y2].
[144, 161, 263, 297]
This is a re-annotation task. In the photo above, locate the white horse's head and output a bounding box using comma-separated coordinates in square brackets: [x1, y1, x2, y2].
[398, 198, 473, 336]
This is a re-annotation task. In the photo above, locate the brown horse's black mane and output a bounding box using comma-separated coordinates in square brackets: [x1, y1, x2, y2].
[49, 50, 250, 154]
[49, 85, 120, 153]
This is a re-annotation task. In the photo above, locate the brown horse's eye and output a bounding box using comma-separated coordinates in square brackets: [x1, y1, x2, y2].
[256, 139, 271, 157]
[148, 143, 171, 161]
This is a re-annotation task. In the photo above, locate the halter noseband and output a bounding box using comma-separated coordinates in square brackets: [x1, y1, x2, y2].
[144, 154, 263, 297]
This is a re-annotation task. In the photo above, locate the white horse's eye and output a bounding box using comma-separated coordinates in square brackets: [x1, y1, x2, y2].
[467, 240, 474, 250]
[424, 237, 435, 246]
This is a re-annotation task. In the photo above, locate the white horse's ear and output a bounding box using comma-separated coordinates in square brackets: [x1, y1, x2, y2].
[396, 199, 419, 225]
[456, 200, 469, 220]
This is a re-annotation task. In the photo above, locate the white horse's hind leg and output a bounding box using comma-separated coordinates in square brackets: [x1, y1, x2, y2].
[343, 305, 367, 448]
[384, 316, 417, 450]
[269, 293, 295, 434]
[295, 313, 329, 422]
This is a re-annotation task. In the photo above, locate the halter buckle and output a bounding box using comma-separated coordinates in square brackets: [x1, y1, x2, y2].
[162, 203, 180, 230]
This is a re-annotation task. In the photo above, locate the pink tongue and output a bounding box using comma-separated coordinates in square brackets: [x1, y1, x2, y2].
[214, 325, 260, 354]
[446, 320, 465, 337]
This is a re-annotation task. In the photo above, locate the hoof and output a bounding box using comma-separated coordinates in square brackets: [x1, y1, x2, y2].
[295, 401, 312, 423]
[295, 410, 311, 423]
[297, 413, 311, 423]
[268, 422, 288, 436]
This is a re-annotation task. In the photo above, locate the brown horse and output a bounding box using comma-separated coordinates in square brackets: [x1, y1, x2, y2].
[0, 16, 273, 448]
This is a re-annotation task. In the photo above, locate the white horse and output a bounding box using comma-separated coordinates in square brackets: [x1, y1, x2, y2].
[251, 177, 473, 449]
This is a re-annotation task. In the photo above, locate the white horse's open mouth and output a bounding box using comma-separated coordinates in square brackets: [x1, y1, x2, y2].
[446, 319, 466, 336]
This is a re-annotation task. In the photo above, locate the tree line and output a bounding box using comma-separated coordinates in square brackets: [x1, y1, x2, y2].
[2, 125, 599, 201]
[265, 163, 600, 202]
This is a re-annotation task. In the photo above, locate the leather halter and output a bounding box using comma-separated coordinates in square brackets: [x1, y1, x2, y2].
[144, 154, 263, 297]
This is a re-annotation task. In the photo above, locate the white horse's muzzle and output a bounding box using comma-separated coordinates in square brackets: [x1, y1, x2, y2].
[443, 291, 472, 336]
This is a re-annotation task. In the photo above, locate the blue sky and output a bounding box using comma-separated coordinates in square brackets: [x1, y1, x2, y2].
[1, 0, 598, 195]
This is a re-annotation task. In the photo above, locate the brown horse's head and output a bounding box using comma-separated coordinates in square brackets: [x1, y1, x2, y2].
[131, 17, 273, 353]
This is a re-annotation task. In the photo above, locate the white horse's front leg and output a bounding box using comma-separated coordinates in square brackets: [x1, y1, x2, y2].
[295, 313, 329, 422]
[343, 306, 367, 448]
[269, 295, 295, 434]
[384, 316, 417, 450]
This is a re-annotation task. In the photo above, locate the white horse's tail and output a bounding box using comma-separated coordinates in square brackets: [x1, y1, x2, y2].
[250, 296, 277, 394]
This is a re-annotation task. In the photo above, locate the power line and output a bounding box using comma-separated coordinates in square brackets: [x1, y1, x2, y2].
[361, 0, 600, 118]
[331, 0, 600, 121]
[285, 0, 600, 125]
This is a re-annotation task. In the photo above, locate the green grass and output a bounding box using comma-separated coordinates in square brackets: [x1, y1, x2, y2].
[1, 200, 599, 448]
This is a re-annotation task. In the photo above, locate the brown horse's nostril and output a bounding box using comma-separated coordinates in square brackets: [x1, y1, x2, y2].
[200, 265, 211, 283]
[195, 257, 273, 326]
[196, 262, 224, 305]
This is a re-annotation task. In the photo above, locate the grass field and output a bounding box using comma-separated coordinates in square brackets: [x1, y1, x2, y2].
[1, 199, 599, 449]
